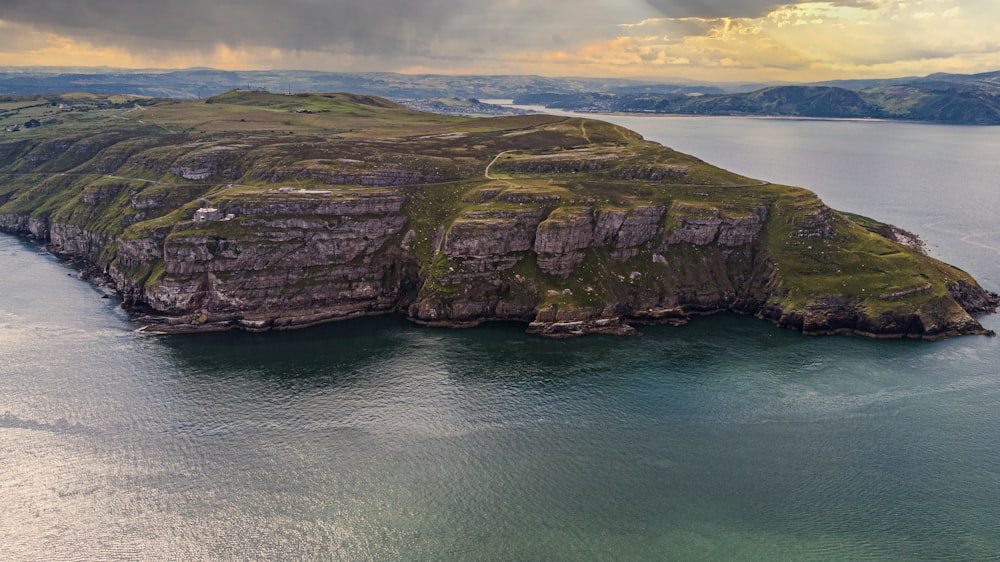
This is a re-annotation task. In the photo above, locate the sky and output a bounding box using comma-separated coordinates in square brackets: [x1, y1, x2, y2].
[1, 0, 998, 82]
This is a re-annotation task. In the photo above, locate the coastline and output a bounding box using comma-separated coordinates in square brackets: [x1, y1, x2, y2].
[504, 103, 948, 126]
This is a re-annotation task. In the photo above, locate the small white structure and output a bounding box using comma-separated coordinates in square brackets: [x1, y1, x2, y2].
[194, 207, 222, 222]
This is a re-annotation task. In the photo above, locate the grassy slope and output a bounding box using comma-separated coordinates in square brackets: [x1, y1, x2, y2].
[759, 185, 966, 316]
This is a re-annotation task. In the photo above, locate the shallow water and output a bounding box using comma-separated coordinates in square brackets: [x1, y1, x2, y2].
[3, 116, 1000, 560]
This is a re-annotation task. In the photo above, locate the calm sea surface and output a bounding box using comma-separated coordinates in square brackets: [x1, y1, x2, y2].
[3, 115, 1000, 560]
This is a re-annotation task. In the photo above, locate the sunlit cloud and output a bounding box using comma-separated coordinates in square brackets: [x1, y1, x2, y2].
[501, 0, 1000, 80]
[0, 26, 283, 70]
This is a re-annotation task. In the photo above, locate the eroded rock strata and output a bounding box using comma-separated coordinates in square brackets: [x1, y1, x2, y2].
[0, 91, 995, 338]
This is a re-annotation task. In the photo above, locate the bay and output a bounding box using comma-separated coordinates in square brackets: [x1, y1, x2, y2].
[2, 114, 1000, 560]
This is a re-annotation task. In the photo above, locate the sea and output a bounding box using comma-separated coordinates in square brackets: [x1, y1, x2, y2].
[2, 112, 1000, 560]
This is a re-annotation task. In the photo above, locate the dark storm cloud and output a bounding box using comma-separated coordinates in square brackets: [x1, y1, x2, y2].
[0, 0, 620, 57]
[642, 0, 786, 18]
[641, 0, 879, 18]
[2, 0, 450, 53]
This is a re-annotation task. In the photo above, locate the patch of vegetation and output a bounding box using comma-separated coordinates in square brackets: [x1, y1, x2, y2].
[758, 186, 975, 317]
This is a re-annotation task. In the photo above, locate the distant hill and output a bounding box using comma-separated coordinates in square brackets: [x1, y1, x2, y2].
[2, 67, 999, 124]
[515, 73, 1000, 125]
[398, 98, 535, 117]
[0, 68, 732, 100]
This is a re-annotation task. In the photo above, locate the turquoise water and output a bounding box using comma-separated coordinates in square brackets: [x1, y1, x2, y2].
[3, 117, 1000, 560]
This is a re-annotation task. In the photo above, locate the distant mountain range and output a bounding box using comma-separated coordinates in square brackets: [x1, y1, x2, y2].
[0, 68, 735, 100]
[1, 67, 999, 124]
[514, 72, 1000, 125]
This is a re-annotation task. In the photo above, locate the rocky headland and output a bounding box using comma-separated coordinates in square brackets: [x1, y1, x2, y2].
[0, 90, 995, 339]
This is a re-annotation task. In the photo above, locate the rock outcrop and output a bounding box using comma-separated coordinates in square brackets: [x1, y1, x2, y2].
[535, 207, 593, 277]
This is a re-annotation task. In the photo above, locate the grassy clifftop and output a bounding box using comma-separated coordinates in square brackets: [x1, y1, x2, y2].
[0, 91, 995, 338]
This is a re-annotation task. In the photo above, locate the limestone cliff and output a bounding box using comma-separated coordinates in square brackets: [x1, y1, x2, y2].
[0, 91, 995, 339]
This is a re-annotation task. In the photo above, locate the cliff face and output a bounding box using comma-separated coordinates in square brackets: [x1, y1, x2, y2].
[106, 190, 417, 331]
[0, 91, 995, 339]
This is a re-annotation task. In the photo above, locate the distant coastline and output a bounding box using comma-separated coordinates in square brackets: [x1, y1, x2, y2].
[505, 103, 906, 125]
[2, 68, 1000, 125]
[510, 82, 1000, 126]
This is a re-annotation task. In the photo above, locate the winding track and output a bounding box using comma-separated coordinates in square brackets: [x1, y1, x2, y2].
[484, 150, 514, 180]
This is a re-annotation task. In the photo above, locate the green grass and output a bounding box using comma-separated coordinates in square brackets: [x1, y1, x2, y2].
[758, 186, 975, 316]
